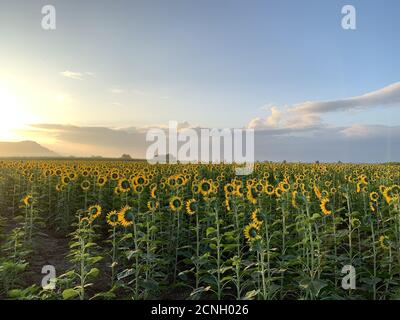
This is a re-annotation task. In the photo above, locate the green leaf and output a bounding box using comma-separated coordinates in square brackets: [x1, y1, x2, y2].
[243, 289, 259, 300]
[142, 279, 159, 290]
[86, 267, 100, 279]
[62, 288, 79, 300]
[206, 227, 216, 236]
[8, 289, 23, 299]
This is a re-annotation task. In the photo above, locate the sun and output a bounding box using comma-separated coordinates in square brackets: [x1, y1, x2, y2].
[0, 87, 27, 141]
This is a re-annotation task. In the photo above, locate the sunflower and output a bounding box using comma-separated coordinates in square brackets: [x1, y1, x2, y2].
[132, 184, 144, 194]
[275, 187, 283, 198]
[356, 182, 367, 193]
[291, 191, 299, 208]
[81, 180, 91, 191]
[379, 235, 390, 250]
[224, 197, 232, 211]
[147, 200, 159, 212]
[134, 174, 147, 186]
[118, 205, 134, 227]
[185, 199, 197, 215]
[255, 182, 264, 193]
[369, 201, 378, 213]
[191, 184, 200, 194]
[69, 172, 77, 181]
[265, 184, 275, 196]
[243, 223, 261, 242]
[23, 194, 34, 206]
[106, 210, 119, 227]
[199, 179, 212, 196]
[167, 176, 176, 187]
[369, 192, 379, 202]
[111, 171, 120, 180]
[320, 198, 332, 215]
[280, 181, 290, 192]
[80, 217, 92, 227]
[246, 187, 258, 205]
[176, 175, 186, 186]
[325, 180, 332, 188]
[88, 204, 102, 221]
[382, 187, 393, 204]
[321, 190, 329, 199]
[224, 183, 235, 195]
[234, 185, 244, 198]
[97, 176, 107, 187]
[313, 185, 322, 200]
[251, 208, 264, 226]
[61, 175, 71, 185]
[169, 196, 183, 212]
[150, 186, 158, 199]
[118, 178, 131, 193]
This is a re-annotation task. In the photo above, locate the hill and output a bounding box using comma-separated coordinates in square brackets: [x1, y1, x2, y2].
[0, 141, 59, 158]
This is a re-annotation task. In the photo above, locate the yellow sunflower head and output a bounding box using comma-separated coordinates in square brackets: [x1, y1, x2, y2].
[61, 175, 71, 185]
[97, 176, 107, 187]
[251, 208, 264, 225]
[169, 196, 183, 212]
[147, 200, 159, 212]
[106, 210, 119, 227]
[118, 205, 135, 227]
[80, 217, 92, 227]
[150, 186, 158, 199]
[369, 192, 379, 202]
[199, 179, 212, 196]
[185, 199, 197, 215]
[81, 180, 91, 191]
[265, 184, 275, 196]
[379, 235, 390, 250]
[23, 194, 34, 206]
[133, 184, 144, 194]
[320, 198, 332, 215]
[244, 223, 261, 243]
[111, 171, 120, 180]
[88, 204, 102, 221]
[118, 178, 131, 193]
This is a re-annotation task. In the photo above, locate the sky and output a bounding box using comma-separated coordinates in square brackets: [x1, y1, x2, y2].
[0, 0, 399, 161]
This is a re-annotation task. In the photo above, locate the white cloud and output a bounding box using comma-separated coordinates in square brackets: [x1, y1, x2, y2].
[292, 82, 400, 114]
[248, 81, 400, 133]
[60, 70, 83, 80]
[109, 87, 125, 94]
[247, 105, 321, 131]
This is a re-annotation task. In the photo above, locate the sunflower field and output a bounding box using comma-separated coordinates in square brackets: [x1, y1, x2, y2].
[0, 160, 400, 300]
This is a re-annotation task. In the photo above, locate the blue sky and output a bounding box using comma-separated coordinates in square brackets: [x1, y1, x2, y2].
[0, 0, 399, 160]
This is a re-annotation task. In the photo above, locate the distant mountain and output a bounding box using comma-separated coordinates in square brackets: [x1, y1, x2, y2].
[0, 141, 59, 158]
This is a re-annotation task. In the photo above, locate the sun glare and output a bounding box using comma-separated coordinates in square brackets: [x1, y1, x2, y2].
[0, 86, 28, 141]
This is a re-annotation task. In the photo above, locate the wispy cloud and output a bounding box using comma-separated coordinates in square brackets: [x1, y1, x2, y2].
[109, 87, 125, 94]
[293, 82, 400, 114]
[60, 70, 93, 80]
